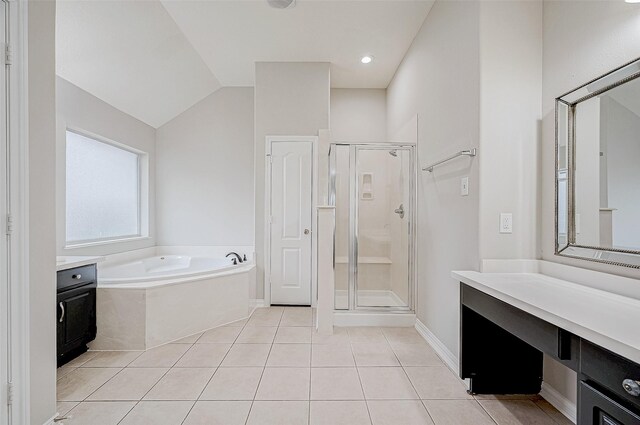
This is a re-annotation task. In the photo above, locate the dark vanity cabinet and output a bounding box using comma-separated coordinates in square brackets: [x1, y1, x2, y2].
[460, 283, 640, 425]
[57, 264, 97, 366]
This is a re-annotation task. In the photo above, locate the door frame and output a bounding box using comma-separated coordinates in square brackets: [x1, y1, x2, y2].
[352, 144, 416, 312]
[328, 142, 418, 313]
[264, 136, 318, 307]
[2, 1, 29, 424]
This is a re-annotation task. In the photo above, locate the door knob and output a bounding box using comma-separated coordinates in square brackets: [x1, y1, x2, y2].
[304, 229, 310, 235]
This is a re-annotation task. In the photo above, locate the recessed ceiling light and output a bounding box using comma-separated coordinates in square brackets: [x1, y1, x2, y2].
[626, 0, 640, 3]
[267, 0, 296, 9]
[361, 56, 373, 64]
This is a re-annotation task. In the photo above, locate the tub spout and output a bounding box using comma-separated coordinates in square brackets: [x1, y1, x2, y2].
[226, 252, 243, 264]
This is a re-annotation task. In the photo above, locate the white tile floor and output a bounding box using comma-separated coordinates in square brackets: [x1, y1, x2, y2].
[56, 307, 573, 425]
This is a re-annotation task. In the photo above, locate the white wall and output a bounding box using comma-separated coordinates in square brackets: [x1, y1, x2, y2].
[478, 1, 542, 261]
[28, 1, 57, 423]
[254, 62, 330, 299]
[387, 0, 545, 397]
[387, 0, 481, 354]
[56, 77, 157, 256]
[156, 87, 254, 247]
[330, 88, 386, 143]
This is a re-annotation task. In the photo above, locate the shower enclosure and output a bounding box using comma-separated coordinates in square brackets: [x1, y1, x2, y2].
[328, 143, 416, 312]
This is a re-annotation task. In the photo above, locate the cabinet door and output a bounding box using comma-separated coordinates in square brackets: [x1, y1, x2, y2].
[64, 291, 94, 345]
[60, 289, 96, 347]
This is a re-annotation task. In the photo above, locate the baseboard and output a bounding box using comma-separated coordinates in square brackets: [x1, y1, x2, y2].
[250, 299, 265, 309]
[540, 382, 577, 424]
[414, 319, 460, 375]
[43, 414, 58, 425]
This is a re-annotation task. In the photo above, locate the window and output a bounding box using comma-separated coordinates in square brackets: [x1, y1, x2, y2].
[65, 130, 146, 245]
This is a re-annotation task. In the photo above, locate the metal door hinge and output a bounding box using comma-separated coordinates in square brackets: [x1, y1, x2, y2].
[5, 43, 12, 66]
[6, 214, 13, 235]
[7, 382, 14, 405]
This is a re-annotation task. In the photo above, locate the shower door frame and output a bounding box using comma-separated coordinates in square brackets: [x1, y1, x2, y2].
[329, 142, 417, 313]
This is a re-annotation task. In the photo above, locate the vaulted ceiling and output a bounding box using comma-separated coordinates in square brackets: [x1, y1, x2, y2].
[56, 0, 434, 128]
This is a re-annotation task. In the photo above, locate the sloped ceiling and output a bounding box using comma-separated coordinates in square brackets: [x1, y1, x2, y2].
[56, 0, 221, 128]
[161, 0, 434, 88]
[56, 0, 434, 128]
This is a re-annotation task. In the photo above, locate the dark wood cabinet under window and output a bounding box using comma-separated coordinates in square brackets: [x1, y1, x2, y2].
[57, 264, 97, 366]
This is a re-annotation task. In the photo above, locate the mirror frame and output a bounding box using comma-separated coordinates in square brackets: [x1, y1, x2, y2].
[555, 56, 640, 269]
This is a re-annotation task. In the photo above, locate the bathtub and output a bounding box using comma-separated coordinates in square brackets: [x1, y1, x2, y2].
[92, 250, 255, 350]
[99, 255, 241, 286]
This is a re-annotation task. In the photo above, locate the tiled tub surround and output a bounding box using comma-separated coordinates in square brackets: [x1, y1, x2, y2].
[93, 246, 256, 350]
[58, 307, 572, 425]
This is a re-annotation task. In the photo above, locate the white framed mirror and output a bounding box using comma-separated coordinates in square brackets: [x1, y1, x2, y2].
[556, 57, 640, 268]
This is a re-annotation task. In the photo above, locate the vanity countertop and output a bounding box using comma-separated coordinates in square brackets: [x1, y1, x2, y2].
[56, 255, 105, 272]
[452, 270, 640, 364]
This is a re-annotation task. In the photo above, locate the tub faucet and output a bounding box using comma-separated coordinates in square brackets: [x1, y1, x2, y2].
[226, 252, 243, 264]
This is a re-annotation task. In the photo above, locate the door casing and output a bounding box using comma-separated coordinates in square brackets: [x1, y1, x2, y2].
[264, 136, 318, 307]
[2, 1, 29, 424]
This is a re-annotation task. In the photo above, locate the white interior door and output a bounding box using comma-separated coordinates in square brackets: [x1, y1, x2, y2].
[269, 141, 313, 305]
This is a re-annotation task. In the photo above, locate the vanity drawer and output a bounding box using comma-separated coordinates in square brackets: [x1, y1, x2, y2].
[581, 340, 640, 410]
[579, 381, 640, 425]
[57, 264, 97, 292]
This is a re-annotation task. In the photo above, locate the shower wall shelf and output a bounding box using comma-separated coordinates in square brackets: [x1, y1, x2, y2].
[422, 148, 477, 172]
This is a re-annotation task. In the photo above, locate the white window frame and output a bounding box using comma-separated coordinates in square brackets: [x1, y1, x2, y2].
[63, 128, 150, 248]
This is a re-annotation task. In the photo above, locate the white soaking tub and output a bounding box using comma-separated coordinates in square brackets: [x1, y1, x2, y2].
[93, 251, 255, 350]
[99, 255, 241, 286]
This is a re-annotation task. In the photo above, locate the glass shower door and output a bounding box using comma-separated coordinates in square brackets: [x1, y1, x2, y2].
[355, 147, 413, 309]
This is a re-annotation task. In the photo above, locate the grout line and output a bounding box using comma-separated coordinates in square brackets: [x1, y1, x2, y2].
[180, 314, 252, 424]
[308, 341, 312, 425]
[351, 335, 374, 425]
[62, 307, 318, 425]
[243, 306, 280, 425]
[475, 399, 501, 425]
[115, 344, 195, 424]
[383, 329, 438, 424]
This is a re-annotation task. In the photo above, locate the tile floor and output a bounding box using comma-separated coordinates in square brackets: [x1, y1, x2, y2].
[56, 307, 574, 425]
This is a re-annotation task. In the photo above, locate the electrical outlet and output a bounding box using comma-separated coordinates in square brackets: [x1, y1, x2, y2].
[460, 177, 469, 196]
[500, 213, 513, 234]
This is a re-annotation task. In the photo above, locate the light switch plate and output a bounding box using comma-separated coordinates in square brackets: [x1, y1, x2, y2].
[500, 213, 513, 234]
[460, 177, 469, 196]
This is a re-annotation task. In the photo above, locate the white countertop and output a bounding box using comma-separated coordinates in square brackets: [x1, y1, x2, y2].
[56, 255, 105, 272]
[452, 270, 640, 364]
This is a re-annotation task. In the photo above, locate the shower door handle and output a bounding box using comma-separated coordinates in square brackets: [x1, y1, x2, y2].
[394, 204, 405, 219]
